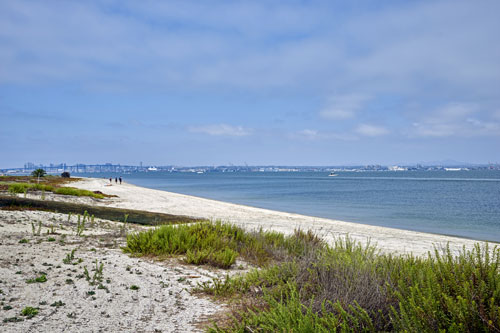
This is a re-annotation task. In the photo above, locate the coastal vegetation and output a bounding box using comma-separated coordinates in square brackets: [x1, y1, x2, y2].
[7, 182, 105, 199]
[0, 195, 201, 225]
[125, 221, 500, 332]
[0, 175, 106, 199]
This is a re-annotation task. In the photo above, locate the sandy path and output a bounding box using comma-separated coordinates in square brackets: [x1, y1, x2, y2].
[0, 210, 224, 332]
[70, 178, 490, 256]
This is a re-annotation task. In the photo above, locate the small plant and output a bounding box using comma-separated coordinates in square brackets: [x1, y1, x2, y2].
[50, 300, 65, 307]
[47, 237, 56, 242]
[21, 306, 38, 318]
[63, 249, 77, 264]
[61, 171, 70, 178]
[3, 316, 24, 323]
[76, 215, 85, 236]
[18, 239, 29, 244]
[31, 221, 42, 236]
[26, 274, 47, 284]
[83, 260, 104, 285]
[67, 212, 72, 223]
[97, 283, 109, 292]
[3, 305, 13, 310]
[41, 189, 46, 200]
[130, 285, 140, 291]
[119, 213, 129, 236]
[87, 290, 95, 296]
[65, 279, 74, 285]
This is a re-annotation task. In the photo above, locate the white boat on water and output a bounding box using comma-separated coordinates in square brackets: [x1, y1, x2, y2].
[328, 172, 338, 177]
[147, 167, 158, 171]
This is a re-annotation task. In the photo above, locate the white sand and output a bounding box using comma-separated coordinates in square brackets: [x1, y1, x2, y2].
[71, 177, 489, 256]
[0, 210, 225, 332]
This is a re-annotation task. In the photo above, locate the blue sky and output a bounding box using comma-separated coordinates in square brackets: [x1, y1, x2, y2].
[1, 0, 499, 167]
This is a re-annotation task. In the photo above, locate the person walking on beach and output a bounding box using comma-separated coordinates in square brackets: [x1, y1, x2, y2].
[115, 177, 118, 183]
[119, 177, 122, 184]
[109, 177, 112, 184]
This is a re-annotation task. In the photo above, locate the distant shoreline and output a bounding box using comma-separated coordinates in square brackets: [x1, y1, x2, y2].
[70, 177, 491, 256]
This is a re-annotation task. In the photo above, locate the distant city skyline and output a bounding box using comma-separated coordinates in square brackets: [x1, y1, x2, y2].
[1, 1, 499, 167]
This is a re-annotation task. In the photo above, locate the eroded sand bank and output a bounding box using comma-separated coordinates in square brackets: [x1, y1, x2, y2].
[71, 177, 488, 256]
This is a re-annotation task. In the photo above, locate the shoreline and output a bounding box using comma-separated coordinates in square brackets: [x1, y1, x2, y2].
[70, 177, 489, 256]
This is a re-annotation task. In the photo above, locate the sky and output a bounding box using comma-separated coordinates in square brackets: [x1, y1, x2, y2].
[1, 0, 500, 168]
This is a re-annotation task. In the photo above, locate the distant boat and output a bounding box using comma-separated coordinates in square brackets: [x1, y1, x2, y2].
[328, 172, 338, 177]
[196, 171, 204, 174]
[147, 167, 158, 171]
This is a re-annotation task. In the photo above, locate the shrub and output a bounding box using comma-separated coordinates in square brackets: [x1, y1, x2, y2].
[61, 172, 70, 178]
[204, 234, 500, 332]
[20, 306, 38, 318]
[124, 221, 323, 269]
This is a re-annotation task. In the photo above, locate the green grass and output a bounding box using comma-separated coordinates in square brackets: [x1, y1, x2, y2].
[123, 221, 323, 269]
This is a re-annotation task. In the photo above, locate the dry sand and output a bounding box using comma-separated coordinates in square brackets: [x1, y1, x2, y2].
[69, 177, 489, 256]
[0, 210, 225, 332]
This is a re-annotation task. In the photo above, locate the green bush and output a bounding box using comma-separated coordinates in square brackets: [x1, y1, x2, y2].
[206, 235, 500, 332]
[124, 222, 324, 269]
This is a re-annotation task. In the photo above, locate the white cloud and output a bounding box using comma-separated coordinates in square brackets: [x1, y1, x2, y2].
[297, 129, 319, 140]
[355, 124, 389, 137]
[292, 129, 357, 141]
[188, 124, 252, 137]
[319, 94, 369, 120]
[411, 103, 500, 137]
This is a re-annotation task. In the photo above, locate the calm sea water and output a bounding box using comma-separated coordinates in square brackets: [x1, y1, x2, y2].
[75, 170, 500, 242]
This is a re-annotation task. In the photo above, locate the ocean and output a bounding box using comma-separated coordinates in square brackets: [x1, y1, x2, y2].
[75, 170, 500, 242]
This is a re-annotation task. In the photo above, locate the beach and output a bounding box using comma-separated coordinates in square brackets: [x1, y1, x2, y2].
[0, 177, 495, 332]
[71, 177, 487, 256]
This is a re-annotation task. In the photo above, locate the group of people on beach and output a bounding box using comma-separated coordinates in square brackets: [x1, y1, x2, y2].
[109, 177, 122, 184]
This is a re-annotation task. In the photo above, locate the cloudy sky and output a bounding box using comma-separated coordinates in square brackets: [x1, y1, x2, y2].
[1, 0, 499, 167]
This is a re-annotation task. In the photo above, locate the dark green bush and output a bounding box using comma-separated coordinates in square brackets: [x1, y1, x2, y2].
[202, 232, 500, 332]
